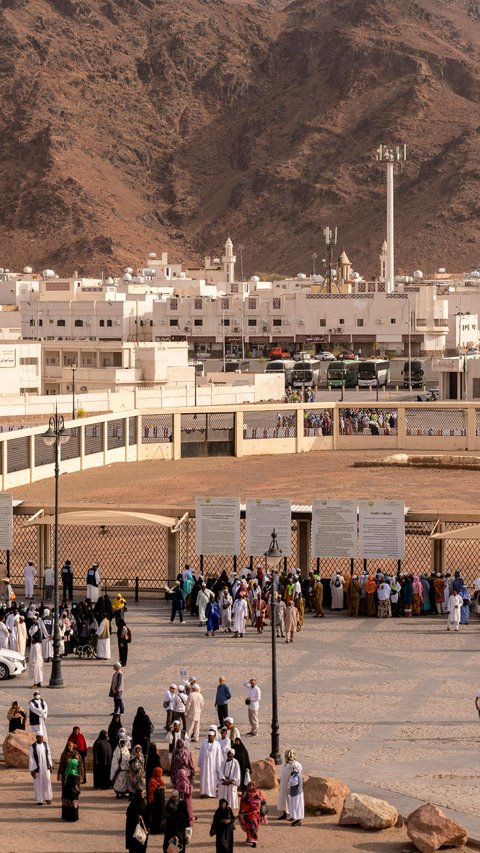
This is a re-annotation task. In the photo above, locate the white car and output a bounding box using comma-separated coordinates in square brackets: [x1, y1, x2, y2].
[293, 351, 312, 361]
[317, 351, 336, 361]
[0, 648, 27, 680]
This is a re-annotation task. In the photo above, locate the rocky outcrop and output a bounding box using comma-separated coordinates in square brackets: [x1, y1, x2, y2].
[250, 758, 278, 789]
[3, 730, 36, 768]
[339, 793, 398, 830]
[407, 803, 468, 853]
[303, 776, 350, 814]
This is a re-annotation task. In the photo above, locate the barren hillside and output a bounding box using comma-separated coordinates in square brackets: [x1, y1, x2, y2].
[0, 0, 479, 277]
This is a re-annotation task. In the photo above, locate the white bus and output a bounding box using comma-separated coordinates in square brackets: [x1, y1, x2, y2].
[357, 359, 390, 387]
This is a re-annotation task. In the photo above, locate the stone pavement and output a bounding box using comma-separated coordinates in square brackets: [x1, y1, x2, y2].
[1, 601, 480, 850]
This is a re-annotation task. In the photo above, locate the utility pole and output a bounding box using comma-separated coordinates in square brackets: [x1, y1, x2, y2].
[376, 144, 407, 293]
[323, 227, 337, 294]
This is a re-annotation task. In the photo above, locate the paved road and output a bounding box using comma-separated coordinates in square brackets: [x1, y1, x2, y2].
[1, 601, 478, 848]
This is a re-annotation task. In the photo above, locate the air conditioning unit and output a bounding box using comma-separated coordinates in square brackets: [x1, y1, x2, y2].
[376, 319, 384, 325]
[66, 384, 72, 391]
[184, 325, 191, 331]
[262, 325, 269, 332]
[233, 326, 240, 333]
[284, 319, 291, 325]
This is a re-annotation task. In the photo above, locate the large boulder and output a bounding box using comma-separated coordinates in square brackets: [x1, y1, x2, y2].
[339, 793, 398, 830]
[250, 758, 279, 789]
[304, 776, 350, 814]
[3, 730, 36, 768]
[407, 803, 468, 853]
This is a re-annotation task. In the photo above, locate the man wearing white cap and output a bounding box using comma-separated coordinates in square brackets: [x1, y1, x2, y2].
[28, 618, 44, 688]
[24, 561, 35, 599]
[288, 761, 305, 826]
[198, 728, 222, 797]
[109, 662, 124, 715]
[218, 748, 241, 810]
[185, 683, 204, 742]
[29, 734, 53, 805]
[163, 683, 177, 731]
[197, 583, 210, 627]
[28, 691, 48, 738]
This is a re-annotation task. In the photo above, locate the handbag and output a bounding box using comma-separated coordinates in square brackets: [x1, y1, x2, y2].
[163, 700, 170, 709]
[260, 802, 268, 817]
[245, 698, 251, 705]
[133, 817, 148, 845]
[167, 838, 183, 853]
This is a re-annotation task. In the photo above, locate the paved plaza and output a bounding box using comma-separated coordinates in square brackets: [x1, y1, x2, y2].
[1, 601, 479, 850]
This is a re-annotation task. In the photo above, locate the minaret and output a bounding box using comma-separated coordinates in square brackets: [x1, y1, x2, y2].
[222, 237, 236, 284]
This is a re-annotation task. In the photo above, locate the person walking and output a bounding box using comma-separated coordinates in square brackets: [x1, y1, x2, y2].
[132, 706, 154, 758]
[61, 754, 81, 821]
[198, 728, 223, 798]
[210, 798, 235, 853]
[185, 683, 204, 742]
[111, 737, 130, 799]
[288, 761, 304, 826]
[92, 730, 112, 790]
[147, 767, 165, 835]
[117, 618, 130, 666]
[284, 601, 298, 643]
[277, 748, 296, 820]
[447, 590, 463, 631]
[206, 593, 221, 636]
[109, 662, 124, 715]
[163, 791, 190, 853]
[219, 586, 233, 633]
[86, 563, 101, 603]
[238, 781, 267, 848]
[28, 617, 44, 688]
[168, 581, 185, 624]
[215, 676, 232, 727]
[244, 678, 261, 737]
[218, 748, 241, 810]
[67, 725, 88, 783]
[28, 691, 48, 738]
[125, 790, 149, 853]
[44, 565, 54, 600]
[163, 684, 177, 731]
[29, 734, 53, 806]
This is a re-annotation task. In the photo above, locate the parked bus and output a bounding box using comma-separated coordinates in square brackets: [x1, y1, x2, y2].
[264, 359, 295, 386]
[222, 359, 250, 373]
[327, 360, 359, 389]
[402, 360, 424, 388]
[357, 359, 390, 387]
[291, 359, 322, 388]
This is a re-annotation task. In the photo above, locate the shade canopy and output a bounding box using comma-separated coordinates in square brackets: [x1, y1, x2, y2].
[430, 524, 480, 541]
[23, 509, 184, 530]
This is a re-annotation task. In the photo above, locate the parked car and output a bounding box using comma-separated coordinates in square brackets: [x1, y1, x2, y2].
[293, 351, 312, 361]
[0, 648, 26, 680]
[269, 347, 292, 359]
[337, 350, 357, 360]
[317, 351, 335, 361]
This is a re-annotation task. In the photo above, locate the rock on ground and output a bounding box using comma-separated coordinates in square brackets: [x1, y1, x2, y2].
[339, 792, 398, 830]
[250, 758, 279, 789]
[407, 802, 468, 853]
[304, 775, 350, 814]
[3, 730, 36, 768]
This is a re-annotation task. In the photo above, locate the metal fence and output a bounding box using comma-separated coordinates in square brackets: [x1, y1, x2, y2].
[243, 410, 297, 439]
[303, 409, 333, 436]
[339, 408, 398, 436]
[142, 414, 173, 443]
[406, 408, 467, 436]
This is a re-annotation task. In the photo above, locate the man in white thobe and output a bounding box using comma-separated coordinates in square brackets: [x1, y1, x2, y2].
[28, 692, 48, 738]
[197, 584, 210, 626]
[288, 761, 305, 826]
[39, 609, 53, 662]
[185, 684, 204, 741]
[6, 608, 18, 651]
[217, 750, 241, 810]
[277, 748, 296, 819]
[86, 563, 101, 603]
[244, 678, 261, 736]
[0, 614, 8, 648]
[217, 727, 231, 758]
[219, 587, 233, 632]
[447, 592, 463, 631]
[198, 729, 222, 797]
[29, 735, 53, 805]
[24, 561, 35, 598]
[28, 620, 45, 688]
[232, 596, 247, 638]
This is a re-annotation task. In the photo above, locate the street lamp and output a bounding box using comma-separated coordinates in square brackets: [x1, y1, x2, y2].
[312, 252, 318, 277]
[71, 362, 77, 420]
[264, 529, 283, 765]
[42, 410, 71, 688]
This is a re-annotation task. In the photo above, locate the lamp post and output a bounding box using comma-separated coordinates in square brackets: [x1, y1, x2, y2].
[312, 252, 317, 277]
[264, 529, 283, 765]
[375, 362, 379, 402]
[42, 411, 71, 688]
[71, 362, 77, 420]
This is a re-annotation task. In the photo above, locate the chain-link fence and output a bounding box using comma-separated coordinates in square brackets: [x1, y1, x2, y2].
[141, 414, 173, 443]
[243, 410, 297, 438]
[406, 408, 467, 436]
[303, 409, 333, 436]
[339, 408, 398, 435]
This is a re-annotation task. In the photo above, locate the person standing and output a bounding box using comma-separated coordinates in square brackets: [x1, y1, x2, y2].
[132, 706, 154, 758]
[163, 684, 177, 731]
[39, 609, 53, 662]
[29, 734, 53, 806]
[206, 593, 221, 637]
[163, 791, 190, 853]
[44, 565, 54, 600]
[96, 614, 111, 659]
[197, 582, 210, 626]
[109, 662, 124, 714]
[232, 595, 248, 638]
[92, 730, 112, 790]
[24, 561, 35, 599]
[6, 604, 18, 650]
[218, 748, 241, 810]
[219, 586, 233, 633]
[377, 581, 392, 618]
[17, 614, 27, 657]
[284, 601, 298, 644]
[288, 761, 304, 826]
[277, 748, 296, 820]
[117, 618, 130, 667]
[61, 754, 81, 821]
[210, 798, 235, 853]
[215, 676, 232, 727]
[147, 767, 166, 835]
[28, 691, 48, 737]
[198, 728, 223, 798]
[7, 700, 27, 732]
[168, 581, 185, 624]
[460, 583, 471, 624]
[125, 790, 149, 853]
[244, 678, 261, 737]
[0, 614, 9, 648]
[447, 590, 463, 631]
[233, 736, 251, 793]
[111, 737, 130, 799]
[61, 560, 74, 601]
[86, 563, 101, 603]
[185, 683, 204, 742]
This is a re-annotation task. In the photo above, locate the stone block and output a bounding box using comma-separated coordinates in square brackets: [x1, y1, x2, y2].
[3, 730, 36, 768]
[407, 803, 468, 853]
[339, 792, 398, 830]
[304, 775, 350, 814]
[250, 757, 278, 789]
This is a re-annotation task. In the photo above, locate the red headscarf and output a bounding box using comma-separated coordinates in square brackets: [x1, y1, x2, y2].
[147, 767, 164, 804]
[68, 727, 87, 752]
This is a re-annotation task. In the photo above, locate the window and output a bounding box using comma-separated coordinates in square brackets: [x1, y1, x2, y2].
[57, 319, 66, 327]
[248, 319, 256, 327]
[20, 357, 38, 365]
[74, 319, 83, 327]
[273, 318, 282, 326]
[223, 318, 230, 327]
[107, 319, 112, 327]
[39, 319, 43, 326]
[319, 318, 326, 327]
[170, 319, 179, 327]
[339, 319, 345, 325]
[248, 298, 256, 310]
[231, 283, 239, 293]
[99, 319, 105, 327]
[221, 298, 229, 310]
[20, 387, 38, 394]
[390, 318, 396, 324]
[194, 297, 202, 310]
[273, 298, 281, 310]
[356, 319, 364, 327]
[170, 298, 178, 311]
[29, 319, 34, 327]
[194, 319, 203, 327]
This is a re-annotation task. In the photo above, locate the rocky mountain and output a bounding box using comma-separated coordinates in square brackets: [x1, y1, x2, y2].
[0, 0, 479, 277]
